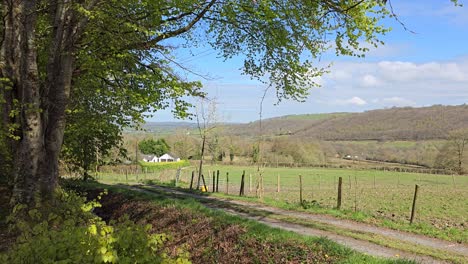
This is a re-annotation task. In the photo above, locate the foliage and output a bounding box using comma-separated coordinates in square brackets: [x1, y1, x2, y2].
[251, 144, 260, 164]
[139, 139, 170, 156]
[140, 160, 190, 172]
[61, 109, 127, 180]
[435, 128, 468, 174]
[0, 128, 12, 184]
[0, 189, 189, 263]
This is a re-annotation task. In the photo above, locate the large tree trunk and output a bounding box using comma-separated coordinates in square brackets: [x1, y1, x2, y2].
[1, 0, 85, 205]
[1, 0, 44, 205]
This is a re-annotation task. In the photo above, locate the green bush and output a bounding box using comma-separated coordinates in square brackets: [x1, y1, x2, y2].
[1, 189, 190, 264]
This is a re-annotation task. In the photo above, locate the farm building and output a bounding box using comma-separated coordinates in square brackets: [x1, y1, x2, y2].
[142, 155, 159, 162]
[141, 153, 180, 163]
[159, 153, 180, 162]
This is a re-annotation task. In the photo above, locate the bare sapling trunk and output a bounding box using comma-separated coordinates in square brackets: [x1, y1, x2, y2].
[198, 135, 206, 185]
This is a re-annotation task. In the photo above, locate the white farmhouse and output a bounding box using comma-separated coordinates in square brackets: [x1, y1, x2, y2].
[142, 155, 159, 162]
[159, 153, 180, 162]
[141, 153, 180, 162]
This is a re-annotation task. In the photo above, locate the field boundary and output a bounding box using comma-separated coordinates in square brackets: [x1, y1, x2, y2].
[118, 183, 467, 263]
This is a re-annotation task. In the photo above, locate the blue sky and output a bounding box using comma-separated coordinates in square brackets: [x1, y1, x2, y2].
[149, 0, 468, 123]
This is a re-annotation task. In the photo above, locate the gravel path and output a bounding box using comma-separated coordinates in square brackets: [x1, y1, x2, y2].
[126, 184, 467, 263]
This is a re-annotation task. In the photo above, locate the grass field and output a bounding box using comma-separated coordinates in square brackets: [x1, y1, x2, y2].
[97, 164, 468, 243]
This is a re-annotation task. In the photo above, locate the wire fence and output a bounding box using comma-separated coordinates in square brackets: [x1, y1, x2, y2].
[94, 165, 468, 232]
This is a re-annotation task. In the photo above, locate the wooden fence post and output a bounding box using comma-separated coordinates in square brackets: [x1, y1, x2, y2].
[277, 174, 280, 192]
[318, 174, 321, 191]
[299, 175, 303, 205]
[226, 172, 229, 194]
[354, 175, 358, 212]
[189, 171, 194, 190]
[337, 177, 342, 210]
[212, 171, 216, 193]
[249, 173, 252, 193]
[125, 170, 128, 184]
[239, 170, 245, 196]
[216, 170, 220, 192]
[201, 174, 207, 192]
[410, 184, 419, 224]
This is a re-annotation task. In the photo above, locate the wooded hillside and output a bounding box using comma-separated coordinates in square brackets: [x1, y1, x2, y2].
[226, 105, 468, 141]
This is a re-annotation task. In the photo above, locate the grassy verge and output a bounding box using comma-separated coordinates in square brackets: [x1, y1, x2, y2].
[136, 184, 466, 263]
[68, 180, 414, 264]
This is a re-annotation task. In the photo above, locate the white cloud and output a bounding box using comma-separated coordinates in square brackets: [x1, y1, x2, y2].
[360, 74, 381, 87]
[299, 56, 468, 115]
[377, 61, 467, 82]
[317, 57, 468, 98]
[335, 96, 367, 106]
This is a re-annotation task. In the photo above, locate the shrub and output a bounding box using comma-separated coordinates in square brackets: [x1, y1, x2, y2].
[1, 189, 189, 263]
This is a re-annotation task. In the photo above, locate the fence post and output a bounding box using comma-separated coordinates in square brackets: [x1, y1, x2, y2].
[410, 184, 419, 224]
[201, 174, 207, 192]
[125, 170, 128, 184]
[299, 175, 303, 205]
[239, 170, 245, 196]
[216, 170, 220, 192]
[190, 171, 194, 190]
[318, 174, 321, 191]
[337, 177, 342, 210]
[249, 173, 252, 193]
[226, 172, 229, 194]
[277, 174, 280, 192]
[212, 171, 216, 193]
[354, 175, 358, 212]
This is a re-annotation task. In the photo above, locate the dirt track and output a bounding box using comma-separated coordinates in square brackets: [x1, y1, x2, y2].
[125, 184, 468, 264]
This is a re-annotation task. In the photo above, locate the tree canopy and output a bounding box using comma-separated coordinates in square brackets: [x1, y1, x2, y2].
[2, 0, 457, 204]
[139, 139, 170, 156]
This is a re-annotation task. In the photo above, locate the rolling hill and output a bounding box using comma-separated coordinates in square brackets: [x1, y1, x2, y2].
[225, 104, 468, 141]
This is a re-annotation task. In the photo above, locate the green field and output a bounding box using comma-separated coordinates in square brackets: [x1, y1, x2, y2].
[97, 164, 468, 243]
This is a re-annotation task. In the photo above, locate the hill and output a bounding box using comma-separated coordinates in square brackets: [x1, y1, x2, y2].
[225, 105, 468, 140]
[124, 122, 198, 135]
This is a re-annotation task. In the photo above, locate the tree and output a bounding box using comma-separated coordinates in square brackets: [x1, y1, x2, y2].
[61, 109, 125, 181]
[447, 129, 468, 174]
[195, 98, 218, 183]
[449, 129, 468, 174]
[2, 0, 447, 204]
[434, 129, 468, 174]
[138, 139, 170, 156]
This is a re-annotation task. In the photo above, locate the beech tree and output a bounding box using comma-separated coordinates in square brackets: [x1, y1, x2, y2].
[2, 0, 454, 204]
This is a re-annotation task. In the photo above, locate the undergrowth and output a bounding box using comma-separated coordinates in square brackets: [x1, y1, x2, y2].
[0, 188, 189, 264]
